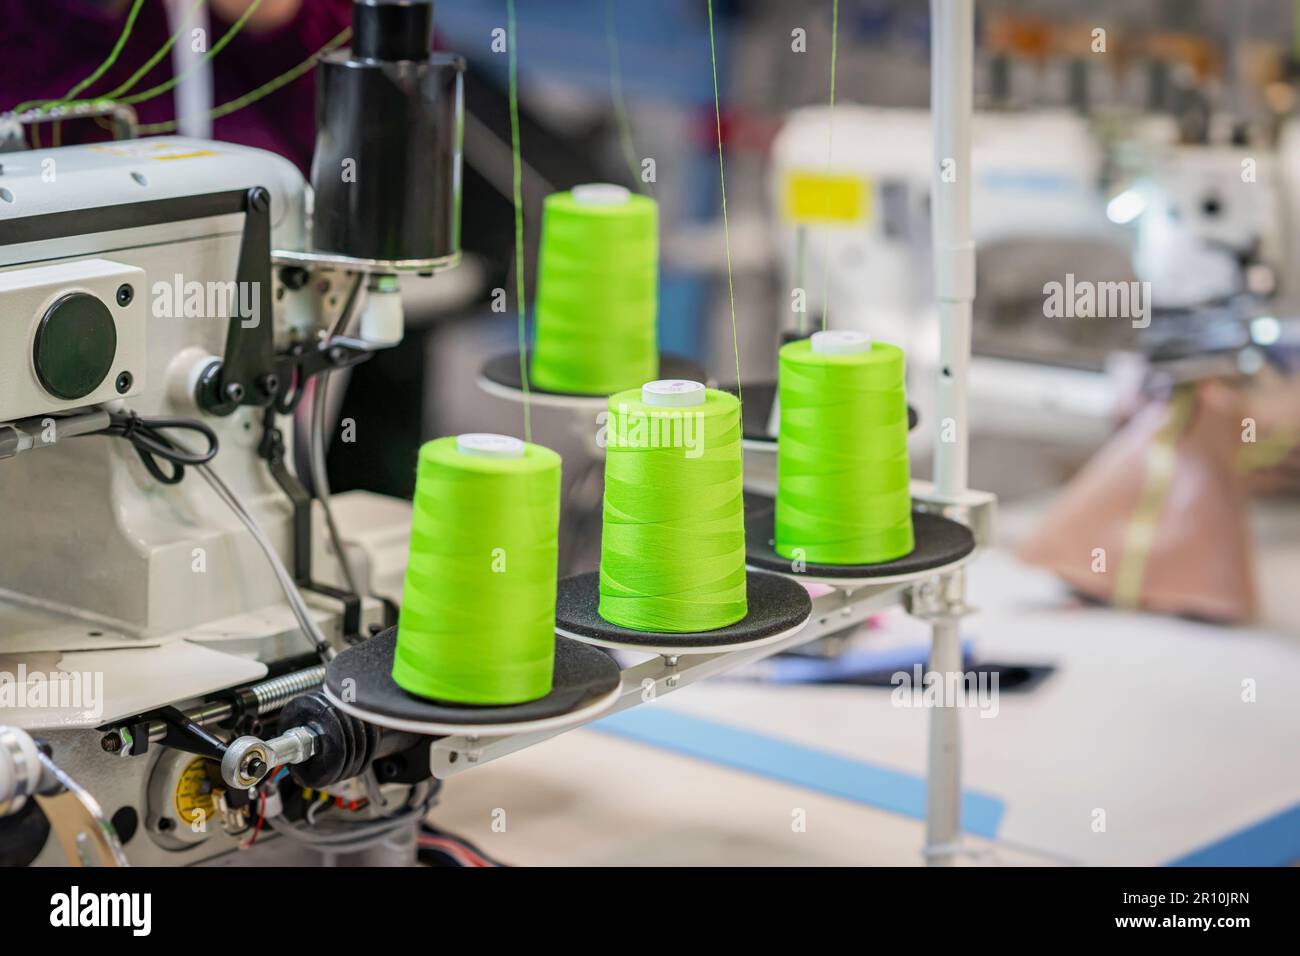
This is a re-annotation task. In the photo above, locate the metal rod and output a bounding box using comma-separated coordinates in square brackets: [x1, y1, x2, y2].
[925, 0, 975, 864]
[141, 665, 326, 745]
[929, 0, 975, 501]
[924, 616, 963, 865]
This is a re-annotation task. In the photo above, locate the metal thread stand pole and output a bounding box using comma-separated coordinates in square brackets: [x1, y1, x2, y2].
[925, 615, 963, 864]
[925, 0, 976, 865]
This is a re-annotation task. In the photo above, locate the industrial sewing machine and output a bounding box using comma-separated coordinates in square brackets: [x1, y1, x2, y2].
[769, 103, 1289, 464]
[768, 105, 1130, 456]
[0, 0, 462, 866]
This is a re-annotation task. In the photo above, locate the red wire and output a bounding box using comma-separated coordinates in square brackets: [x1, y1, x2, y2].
[418, 835, 492, 867]
[243, 790, 267, 849]
[418, 837, 480, 867]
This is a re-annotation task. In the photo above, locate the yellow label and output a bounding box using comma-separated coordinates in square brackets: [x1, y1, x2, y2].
[173, 758, 217, 827]
[151, 150, 218, 161]
[783, 171, 868, 224]
[90, 143, 219, 161]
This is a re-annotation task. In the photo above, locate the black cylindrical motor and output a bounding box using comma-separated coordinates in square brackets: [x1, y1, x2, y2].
[310, 0, 464, 263]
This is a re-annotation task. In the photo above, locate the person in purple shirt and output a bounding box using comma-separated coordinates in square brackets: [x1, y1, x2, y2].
[1, 0, 353, 173]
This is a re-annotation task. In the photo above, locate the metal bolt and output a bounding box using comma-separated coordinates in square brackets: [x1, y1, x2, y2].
[245, 756, 266, 780]
[249, 187, 270, 212]
[100, 732, 122, 753]
[259, 373, 279, 397]
[224, 382, 245, 404]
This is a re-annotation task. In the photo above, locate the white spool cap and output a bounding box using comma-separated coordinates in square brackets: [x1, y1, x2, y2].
[811, 329, 872, 355]
[572, 182, 631, 206]
[456, 433, 525, 458]
[642, 379, 706, 407]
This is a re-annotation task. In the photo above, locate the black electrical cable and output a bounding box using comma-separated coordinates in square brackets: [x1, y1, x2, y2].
[97, 410, 218, 484]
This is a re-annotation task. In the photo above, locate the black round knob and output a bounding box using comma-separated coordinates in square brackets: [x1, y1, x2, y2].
[32, 293, 117, 401]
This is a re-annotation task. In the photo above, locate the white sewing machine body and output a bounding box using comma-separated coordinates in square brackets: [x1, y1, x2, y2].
[0, 139, 400, 864]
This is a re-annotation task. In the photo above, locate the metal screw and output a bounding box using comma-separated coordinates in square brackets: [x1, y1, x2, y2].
[115, 284, 133, 307]
[100, 732, 122, 753]
[115, 371, 133, 394]
[245, 757, 266, 780]
[249, 187, 270, 212]
[224, 382, 245, 403]
[258, 373, 279, 397]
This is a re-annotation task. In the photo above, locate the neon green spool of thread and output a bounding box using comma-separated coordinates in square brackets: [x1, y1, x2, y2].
[599, 381, 748, 631]
[776, 331, 914, 564]
[393, 433, 562, 704]
[531, 183, 659, 395]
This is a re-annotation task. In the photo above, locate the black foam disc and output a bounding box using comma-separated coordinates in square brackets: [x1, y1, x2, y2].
[720, 382, 918, 442]
[554, 569, 812, 653]
[322, 629, 621, 733]
[481, 351, 707, 399]
[743, 492, 975, 581]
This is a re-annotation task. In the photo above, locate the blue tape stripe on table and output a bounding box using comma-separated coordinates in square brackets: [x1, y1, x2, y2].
[592, 707, 1006, 838]
[1165, 803, 1300, 867]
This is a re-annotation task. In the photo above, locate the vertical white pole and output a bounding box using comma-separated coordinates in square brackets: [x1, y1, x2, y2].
[925, 617, 963, 864]
[930, 0, 975, 501]
[926, 0, 975, 865]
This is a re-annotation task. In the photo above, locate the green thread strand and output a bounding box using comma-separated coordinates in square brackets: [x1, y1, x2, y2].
[530, 190, 659, 395]
[116, 0, 265, 106]
[605, 0, 649, 195]
[104, 0, 210, 102]
[706, 0, 742, 402]
[775, 340, 913, 563]
[136, 27, 351, 135]
[820, 0, 839, 332]
[24, 0, 261, 117]
[393, 437, 561, 704]
[599, 388, 748, 632]
[507, 0, 531, 441]
[12, 0, 147, 113]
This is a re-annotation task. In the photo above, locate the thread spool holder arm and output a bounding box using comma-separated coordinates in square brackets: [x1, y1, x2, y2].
[428, 580, 907, 777]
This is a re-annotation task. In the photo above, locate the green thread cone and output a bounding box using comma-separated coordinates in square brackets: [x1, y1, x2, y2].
[393, 434, 562, 704]
[598, 383, 747, 632]
[531, 185, 659, 395]
[775, 335, 914, 564]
